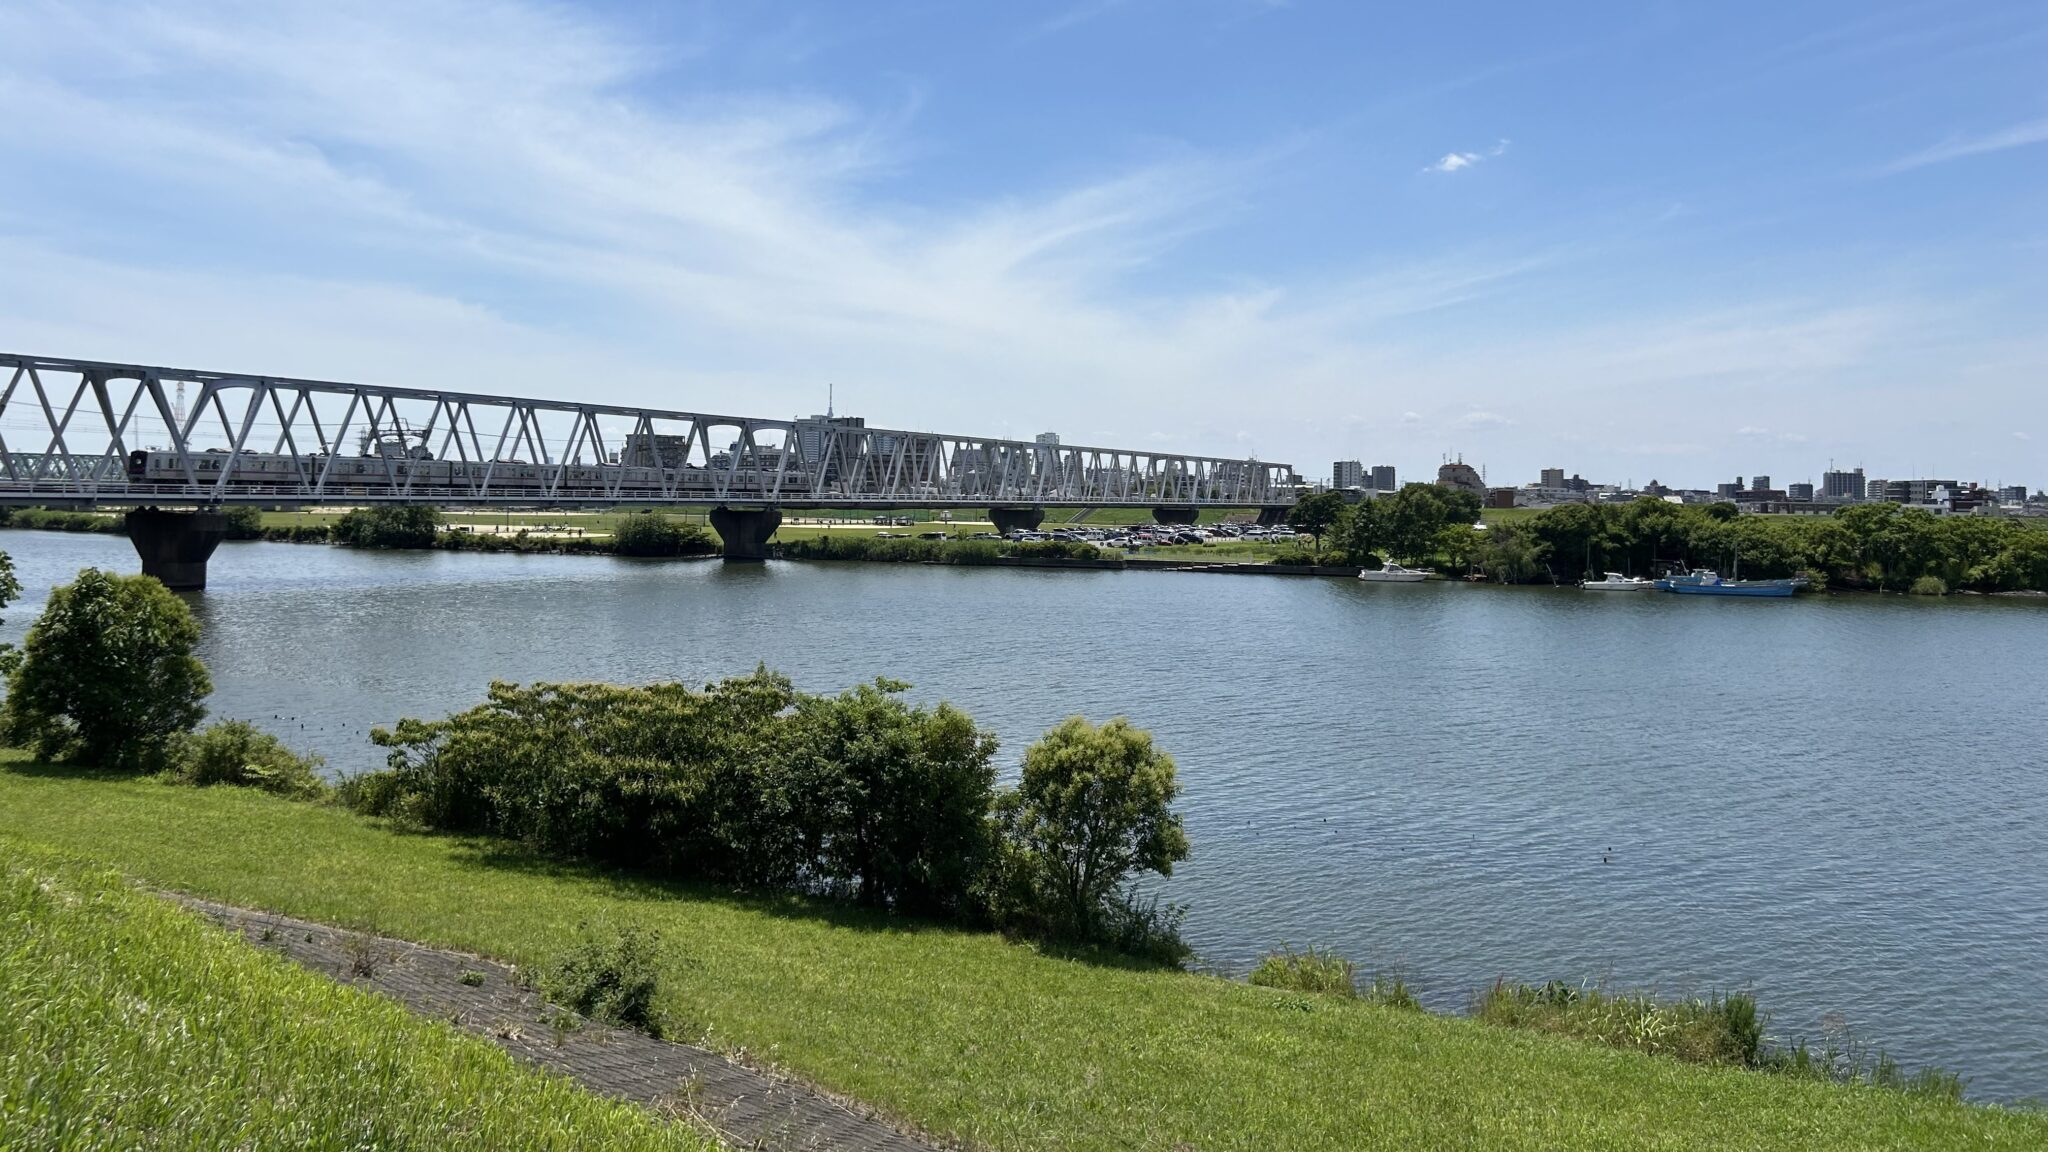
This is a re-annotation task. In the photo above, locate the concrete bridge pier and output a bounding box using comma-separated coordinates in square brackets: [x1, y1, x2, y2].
[988, 506, 1045, 534]
[1152, 506, 1200, 525]
[1255, 506, 1290, 527]
[126, 508, 229, 590]
[709, 505, 782, 561]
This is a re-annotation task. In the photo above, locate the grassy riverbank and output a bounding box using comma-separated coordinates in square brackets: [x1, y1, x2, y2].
[0, 835, 716, 1151]
[2, 759, 2039, 1150]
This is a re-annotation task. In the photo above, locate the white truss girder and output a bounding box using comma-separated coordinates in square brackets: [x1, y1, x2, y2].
[0, 355, 1293, 509]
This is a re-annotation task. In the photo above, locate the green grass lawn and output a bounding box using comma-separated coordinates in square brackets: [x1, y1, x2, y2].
[0, 833, 717, 1151]
[1, 760, 2039, 1150]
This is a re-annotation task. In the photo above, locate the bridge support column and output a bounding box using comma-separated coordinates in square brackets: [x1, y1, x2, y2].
[1152, 506, 1199, 525]
[125, 508, 228, 591]
[1255, 506, 1289, 527]
[709, 506, 782, 561]
[988, 506, 1045, 534]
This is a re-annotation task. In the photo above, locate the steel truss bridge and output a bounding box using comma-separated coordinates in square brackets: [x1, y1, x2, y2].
[0, 354, 1295, 513]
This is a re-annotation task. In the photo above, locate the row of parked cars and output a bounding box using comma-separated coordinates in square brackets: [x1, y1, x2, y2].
[1004, 522, 1300, 548]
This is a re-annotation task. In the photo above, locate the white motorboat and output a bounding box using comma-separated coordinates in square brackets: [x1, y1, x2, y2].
[1580, 572, 1654, 591]
[1359, 562, 1430, 583]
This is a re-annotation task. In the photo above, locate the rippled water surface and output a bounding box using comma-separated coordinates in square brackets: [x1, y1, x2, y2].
[7, 530, 2046, 1099]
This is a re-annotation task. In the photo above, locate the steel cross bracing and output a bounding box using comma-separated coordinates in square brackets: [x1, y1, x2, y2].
[0, 355, 1293, 509]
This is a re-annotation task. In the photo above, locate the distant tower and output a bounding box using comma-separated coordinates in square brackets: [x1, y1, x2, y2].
[174, 380, 187, 427]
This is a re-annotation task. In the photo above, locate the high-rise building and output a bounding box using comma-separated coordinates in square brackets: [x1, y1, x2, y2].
[1716, 479, 1743, 499]
[1751, 474, 1771, 492]
[1788, 482, 1815, 501]
[1333, 460, 1364, 489]
[793, 413, 866, 481]
[1370, 464, 1397, 491]
[2000, 485, 2030, 504]
[1867, 477, 1891, 501]
[1540, 467, 1566, 488]
[1821, 468, 1865, 501]
[1034, 432, 1060, 446]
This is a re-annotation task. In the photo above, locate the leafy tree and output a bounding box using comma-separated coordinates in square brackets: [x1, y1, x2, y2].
[0, 568, 211, 772]
[1380, 484, 1471, 563]
[222, 505, 265, 540]
[0, 549, 18, 629]
[991, 717, 1189, 940]
[779, 680, 998, 914]
[1331, 498, 1386, 564]
[1475, 522, 1551, 583]
[1531, 503, 1613, 580]
[1286, 490, 1348, 554]
[332, 504, 444, 548]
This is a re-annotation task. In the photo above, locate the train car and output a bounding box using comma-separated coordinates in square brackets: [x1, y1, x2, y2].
[119, 448, 800, 500]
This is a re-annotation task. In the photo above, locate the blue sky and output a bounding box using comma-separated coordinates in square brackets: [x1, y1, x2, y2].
[1, 0, 2043, 488]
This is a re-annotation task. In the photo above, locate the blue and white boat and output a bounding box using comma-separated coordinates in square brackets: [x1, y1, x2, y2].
[1654, 569, 1797, 597]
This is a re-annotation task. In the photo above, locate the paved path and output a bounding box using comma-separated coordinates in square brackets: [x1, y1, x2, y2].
[177, 896, 942, 1152]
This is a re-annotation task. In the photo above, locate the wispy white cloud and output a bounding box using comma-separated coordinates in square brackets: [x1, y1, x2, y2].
[1888, 116, 2048, 171]
[1425, 138, 1509, 174]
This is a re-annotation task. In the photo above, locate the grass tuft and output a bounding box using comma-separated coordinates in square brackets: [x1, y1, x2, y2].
[1248, 944, 1357, 997]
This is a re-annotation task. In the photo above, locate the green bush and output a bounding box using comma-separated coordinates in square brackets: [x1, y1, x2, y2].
[175, 719, 326, 799]
[547, 921, 668, 1037]
[0, 568, 211, 774]
[1909, 575, 1948, 596]
[1249, 945, 1356, 997]
[778, 680, 998, 914]
[609, 513, 717, 557]
[332, 504, 443, 548]
[988, 717, 1190, 953]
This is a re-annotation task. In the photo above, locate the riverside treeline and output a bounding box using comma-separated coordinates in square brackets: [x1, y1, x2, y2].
[1302, 486, 2048, 593]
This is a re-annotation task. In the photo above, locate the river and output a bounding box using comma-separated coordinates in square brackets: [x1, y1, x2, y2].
[5, 529, 2045, 1101]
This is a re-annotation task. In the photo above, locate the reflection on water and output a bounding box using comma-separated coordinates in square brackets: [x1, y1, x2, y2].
[5, 529, 2046, 1100]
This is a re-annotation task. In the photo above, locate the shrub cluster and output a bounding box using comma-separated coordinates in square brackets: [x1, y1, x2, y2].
[0, 507, 123, 533]
[608, 513, 718, 557]
[344, 675, 1189, 959]
[546, 922, 669, 1037]
[332, 504, 445, 548]
[174, 719, 327, 799]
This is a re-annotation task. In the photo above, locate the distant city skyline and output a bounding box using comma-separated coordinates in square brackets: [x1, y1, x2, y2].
[1, 2, 2042, 488]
